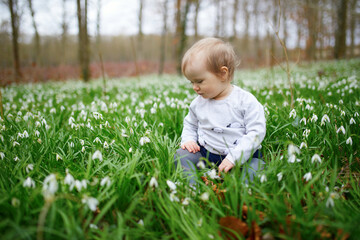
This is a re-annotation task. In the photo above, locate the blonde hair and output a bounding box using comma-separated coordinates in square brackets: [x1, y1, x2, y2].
[181, 37, 238, 81]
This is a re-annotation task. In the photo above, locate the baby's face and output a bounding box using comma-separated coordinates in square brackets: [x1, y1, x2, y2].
[184, 55, 232, 100]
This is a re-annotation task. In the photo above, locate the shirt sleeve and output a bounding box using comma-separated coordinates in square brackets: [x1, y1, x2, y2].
[181, 104, 199, 145]
[225, 97, 266, 165]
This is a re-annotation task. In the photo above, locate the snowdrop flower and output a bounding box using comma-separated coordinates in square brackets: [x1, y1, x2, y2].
[93, 137, 102, 144]
[196, 161, 205, 169]
[143, 121, 148, 128]
[336, 126, 345, 135]
[326, 192, 339, 208]
[321, 114, 330, 126]
[260, 174, 267, 183]
[299, 142, 307, 149]
[182, 197, 190, 206]
[92, 150, 103, 161]
[100, 176, 111, 187]
[300, 117, 307, 125]
[13, 141, 20, 147]
[350, 118, 356, 124]
[69, 117, 75, 125]
[129, 147, 132, 153]
[14, 156, 20, 161]
[346, 137, 353, 145]
[206, 169, 220, 179]
[82, 196, 99, 211]
[90, 224, 98, 229]
[23, 177, 36, 188]
[64, 171, 75, 190]
[150, 108, 156, 114]
[0, 152, 4, 160]
[303, 129, 311, 138]
[139, 136, 150, 146]
[35, 130, 40, 137]
[311, 154, 322, 164]
[23, 130, 29, 138]
[166, 180, 177, 191]
[137, 219, 144, 226]
[26, 164, 34, 173]
[340, 110, 345, 116]
[103, 141, 109, 149]
[158, 122, 164, 127]
[92, 112, 103, 120]
[81, 146, 86, 153]
[56, 154, 62, 161]
[355, 112, 359, 117]
[200, 192, 209, 201]
[42, 174, 58, 200]
[169, 191, 180, 202]
[289, 109, 296, 119]
[149, 177, 158, 188]
[69, 142, 74, 148]
[310, 114, 318, 122]
[303, 172, 312, 181]
[277, 172, 283, 182]
[80, 139, 85, 145]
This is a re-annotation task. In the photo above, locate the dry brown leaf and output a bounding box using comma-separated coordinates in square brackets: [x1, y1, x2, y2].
[336, 229, 350, 240]
[219, 216, 249, 239]
[247, 221, 262, 240]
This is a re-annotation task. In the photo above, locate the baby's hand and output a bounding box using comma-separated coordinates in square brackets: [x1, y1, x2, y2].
[218, 158, 235, 174]
[181, 141, 200, 153]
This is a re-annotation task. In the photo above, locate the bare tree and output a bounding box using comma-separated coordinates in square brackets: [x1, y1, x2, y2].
[193, 0, 200, 41]
[159, 0, 168, 75]
[138, 0, 144, 58]
[334, 0, 348, 59]
[174, 0, 191, 75]
[304, 0, 319, 60]
[231, 0, 239, 41]
[96, 0, 102, 51]
[243, 0, 250, 53]
[60, 0, 68, 64]
[6, 0, 22, 82]
[349, 0, 357, 58]
[77, 0, 91, 82]
[27, 0, 40, 66]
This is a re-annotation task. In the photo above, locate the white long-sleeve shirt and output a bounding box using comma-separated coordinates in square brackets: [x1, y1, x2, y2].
[181, 85, 266, 165]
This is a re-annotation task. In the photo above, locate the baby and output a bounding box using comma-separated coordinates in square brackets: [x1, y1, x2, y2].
[174, 37, 266, 184]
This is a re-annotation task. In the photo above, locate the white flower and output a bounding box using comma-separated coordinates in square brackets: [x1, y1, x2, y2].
[0, 152, 4, 160]
[26, 164, 34, 173]
[14, 156, 20, 161]
[166, 180, 177, 191]
[100, 176, 111, 187]
[349, 118, 356, 125]
[354, 112, 359, 117]
[346, 137, 353, 145]
[103, 141, 109, 149]
[288, 144, 300, 155]
[206, 169, 220, 179]
[200, 192, 209, 201]
[196, 161, 205, 169]
[93, 137, 102, 144]
[80, 139, 85, 145]
[303, 129, 311, 138]
[81, 146, 86, 153]
[260, 174, 267, 183]
[23, 177, 36, 188]
[310, 114, 318, 122]
[42, 174, 58, 200]
[340, 110, 345, 116]
[300, 117, 307, 125]
[303, 172, 312, 181]
[35, 130, 40, 137]
[277, 172, 283, 182]
[13, 141, 20, 147]
[336, 126, 345, 135]
[92, 150, 103, 161]
[169, 191, 180, 202]
[289, 109, 296, 119]
[56, 153, 62, 161]
[139, 136, 150, 146]
[182, 197, 190, 205]
[64, 170, 75, 187]
[321, 114, 330, 126]
[89, 224, 98, 229]
[299, 142, 307, 149]
[311, 154, 322, 164]
[82, 196, 99, 211]
[137, 219, 144, 226]
[149, 177, 158, 188]
[326, 192, 339, 208]
[69, 116, 75, 125]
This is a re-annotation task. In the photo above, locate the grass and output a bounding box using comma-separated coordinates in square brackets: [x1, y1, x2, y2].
[0, 58, 359, 239]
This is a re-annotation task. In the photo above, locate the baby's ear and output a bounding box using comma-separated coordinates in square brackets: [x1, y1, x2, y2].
[220, 66, 229, 81]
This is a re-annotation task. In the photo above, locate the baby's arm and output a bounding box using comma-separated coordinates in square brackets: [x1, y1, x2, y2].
[181, 104, 199, 152]
[218, 158, 235, 173]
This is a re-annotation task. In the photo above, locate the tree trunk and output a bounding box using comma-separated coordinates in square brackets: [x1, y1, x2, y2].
[61, 0, 68, 64]
[334, 0, 348, 59]
[305, 0, 319, 61]
[8, 0, 22, 83]
[231, 0, 239, 41]
[193, 0, 200, 41]
[159, 0, 168, 75]
[77, 0, 91, 82]
[96, 0, 102, 51]
[349, 0, 357, 58]
[270, 0, 278, 67]
[214, 0, 220, 37]
[138, 0, 144, 59]
[243, 0, 250, 53]
[175, 0, 191, 75]
[28, 0, 41, 67]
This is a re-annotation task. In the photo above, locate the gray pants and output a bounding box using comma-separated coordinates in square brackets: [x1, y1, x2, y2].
[174, 148, 265, 184]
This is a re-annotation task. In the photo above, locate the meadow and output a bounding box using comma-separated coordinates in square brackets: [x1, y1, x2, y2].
[0, 59, 359, 239]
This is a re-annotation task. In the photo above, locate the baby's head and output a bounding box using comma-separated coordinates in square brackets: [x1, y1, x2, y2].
[182, 38, 238, 82]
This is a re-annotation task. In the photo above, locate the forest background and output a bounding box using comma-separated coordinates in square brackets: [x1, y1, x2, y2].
[0, 0, 359, 85]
